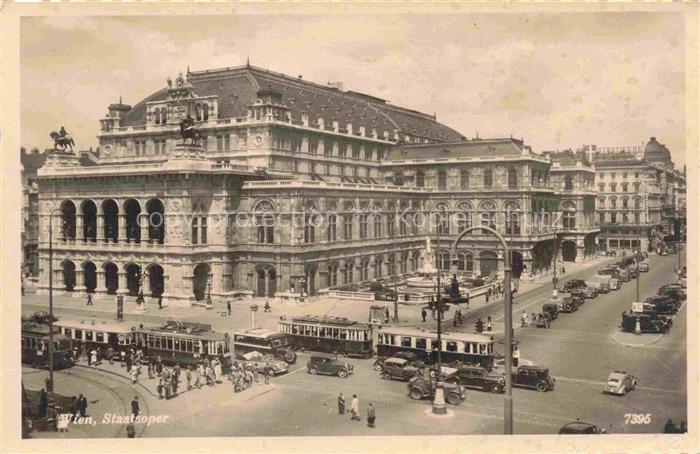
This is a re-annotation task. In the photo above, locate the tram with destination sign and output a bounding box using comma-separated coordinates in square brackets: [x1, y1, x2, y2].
[21, 321, 74, 370]
[278, 315, 374, 358]
[141, 320, 233, 371]
[54, 317, 152, 359]
[232, 328, 297, 364]
[376, 326, 495, 370]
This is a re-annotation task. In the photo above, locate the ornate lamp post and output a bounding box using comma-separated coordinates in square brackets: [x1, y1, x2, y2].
[432, 206, 447, 415]
[451, 225, 513, 434]
[206, 273, 213, 307]
[47, 207, 62, 393]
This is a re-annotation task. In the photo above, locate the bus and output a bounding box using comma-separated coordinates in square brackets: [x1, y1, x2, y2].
[278, 315, 374, 358]
[232, 328, 297, 364]
[21, 321, 74, 370]
[376, 327, 495, 370]
[54, 317, 152, 360]
[140, 320, 232, 371]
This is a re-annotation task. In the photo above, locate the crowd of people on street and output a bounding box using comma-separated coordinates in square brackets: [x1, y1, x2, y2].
[337, 393, 376, 428]
[228, 360, 273, 393]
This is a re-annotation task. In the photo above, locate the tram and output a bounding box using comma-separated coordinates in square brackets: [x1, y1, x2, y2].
[141, 320, 233, 371]
[232, 328, 297, 364]
[21, 321, 74, 370]
[278, 315, 374, 358]
[54, 317, 151, 359]
[376, 326, 495, 370]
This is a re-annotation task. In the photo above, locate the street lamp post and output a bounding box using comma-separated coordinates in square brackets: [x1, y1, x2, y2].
[47, 207, 62, 393]
[432, 207, 446, 415]
[451, 225, 513, 434]
[552, 237, 559, 300]
[634, 249, 640, 303]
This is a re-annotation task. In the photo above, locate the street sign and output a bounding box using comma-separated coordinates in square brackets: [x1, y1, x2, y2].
[631, 302, 644, 313]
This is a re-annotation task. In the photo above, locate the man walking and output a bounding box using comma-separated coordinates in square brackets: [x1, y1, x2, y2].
[158, 294, 163, 310]
[227, 300, 232, 316]
[131, 396, 140, 417]
[86, 293, 93, 306]
[350, 394, 360, 421]
[337, 392, 346, 414]
[486, 316, 492, 332]
[77, 393, 87, 418]
[366, 403, 376, 428]
[39, 389, 48, 419]
[421, 308, 427, 323]
[264, 300, 272, 312]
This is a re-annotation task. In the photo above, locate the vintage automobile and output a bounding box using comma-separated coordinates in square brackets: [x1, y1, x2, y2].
[534, 313, 552, 328]
[558, 422, 607, 434]
[407, 372, 466, 405]
[598, 266, 621, 276]
[374, 351, 423, 371]
[380, 357, 419, 381]
[306, 354, 354, 378]
[583, 283, 601, 298]
[609, 278, 622, 291]
[644, 296, 680, 314]
[512, 365, 555, 392]
[447, 365, 505, 393]
[658, 285, 686, 300]
[617, 269, 631, 282]
[621, 313, 671, 334]
[627, 267, 639, 279]
[542, 303, 559, 320]
[604, 371, 637, 395]
[588, 276, 610, 293]
[570, 291, 586, 306]
[558, 297, 578, 313]
[240, 351, 289, 376]
[558, 279, 587, 293]
[638, 262, 649, 272]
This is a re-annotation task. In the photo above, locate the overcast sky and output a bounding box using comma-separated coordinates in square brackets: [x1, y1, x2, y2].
[21, 13, 686, 166]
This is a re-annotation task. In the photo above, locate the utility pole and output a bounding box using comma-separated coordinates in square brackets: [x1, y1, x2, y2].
[48, 208, 60, 394]
[432, 207, 446, 415]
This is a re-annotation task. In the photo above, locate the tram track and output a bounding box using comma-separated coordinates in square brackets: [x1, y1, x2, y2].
[60, 366, 151, 438]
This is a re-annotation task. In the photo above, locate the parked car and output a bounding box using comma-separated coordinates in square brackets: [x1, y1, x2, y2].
[570, 291, 586, 307]
[582, 286, 598, 299]
[621, 313, 671, 334]
[604, 371, 637, 395]
[534, 313, 551, 328]
[374, 351, 423, 371]
[609, 278, 621, 291]
[627, 267, 638, 279]
[542, 303, 559, 320]
[658, 284, 686, 299]
[598, 265, 621, 276]
[407, 373, 466, 405]
[307, 354, 354, 378]
[380, 358, 419, 381]
[448, 365, 505, 393]
[240, 351, 289, 376]
[616, 269, 631, 282]
[638, 262, 649, 272]
[512, 365, 555, 392]
[643, 296, 680, 315]
[558, 297, 578, 313]
[559, 422, 607, 434]
[558, 279, 587, 293]
[588, 276, 610, 293]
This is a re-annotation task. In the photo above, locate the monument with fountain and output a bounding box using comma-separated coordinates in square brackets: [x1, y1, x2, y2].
[399, 237, 442, 304]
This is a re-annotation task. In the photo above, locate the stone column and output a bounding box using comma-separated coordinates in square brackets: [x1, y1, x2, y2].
[116, 270, 128, 295]
[76, 214, 84, 242]
[118, 214, 127, 243]
[94, 270, 107, 294]
[96, 214, 105, 242]
[140, 213, 149, 244]
[142, 271, 151, 298]
[74, 267, 87, 295]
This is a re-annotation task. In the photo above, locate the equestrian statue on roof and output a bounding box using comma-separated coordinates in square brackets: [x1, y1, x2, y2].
[179, 114, 202, 145]
[49, 126, 75, 153]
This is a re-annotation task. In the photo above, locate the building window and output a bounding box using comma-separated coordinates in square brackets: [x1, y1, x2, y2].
[438, 170, 447, 190]
[610, 213, 617, 224]
[634, 172, 639, 179]
[326, 214, 337, 242]
[400, 213, 408, 236]
[483, 169, 493, 188]
[623, 172, 628, 179]
[622, 183, 629, 192]
[458, 212, 472, 232]
[416, 172, 425, 188]
[202, 103, 209, 121]
[634, 213, 640, 223]
[436, 212, 450, 235]
[633, 182, 641, 192]
[343, 214, 353, 240]
[460, 171, 470, 188]
[359, 214, 368, 239]
[622, 198, 628, 209]
[634, 198, 640, 209]
[598, 183, 605, 192]
[309, 138, 318, 154]
[599, 213, 605, 224]
[565, 175, 574, 190]
[563, 211, 576, 229]
[506, 212, 521, 234]
[352, 143, 361, 159]
[376, 257, 383, 278]
[610, 198, 617, 208]
[360, 259, 369, 281]
[200, 217, 207, 244]
[373, 214, 382, 238]
[154, 139, 167, 154]
[387, 214, 395, 237]
[304, 214, 316, 244]
[623, 213, 629, 223]
[256, 214, 274, 244]
[508, 168, 518, 188]
[610, 183, 617, 192]
[191, 217, 198, 244]
[611, 172, 616, 179]
[324, 140, 333, 156]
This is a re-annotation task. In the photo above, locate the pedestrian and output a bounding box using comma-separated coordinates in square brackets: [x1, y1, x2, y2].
[384, 307, 390, 323]
[486, 316, 492, 332]
[186, 366, 192, 390]
[172, 374, 179, 396]
[173, 364, 181, 382]
[350, 394, 360, 421]
[91, 348, 98, 366]
[155, 356, 163, 376]
[164, 377, 172, 400]
[86, 293, 93, 306]
[485, 291, 490, 303]
[158, 295, 163, 310]
[431, 305, 436, 319]
[126, 422, 136, 438]
[77, 393, 87, 418]
[86, 347, 92, 366]
[458, 310, 464, 326]
[264, 364, 271, 385]
[157, 378, 164, 399]
[264, 300, 272, 312]
[338, 392, 346, 414]
[421, 308, 427, 323]
[453, 314, 458, 327]
[521, 311, 529, 327]
[513, 345, 520, 367]
[367, 403, 376, 428]
[227, 300, 232, 316]
[39, 388, 48, 419]
[664, 419, 676, 433]
[147, 361, 154, 379]
[131, 396, 139, 417]
[531, 313, 537, 327]
[120, 350, 126, 367]
[131, 366, 139, 384]
[214, 360, 223, 383]
[126, 354, 132, 373]
[107, 346, 114, 365]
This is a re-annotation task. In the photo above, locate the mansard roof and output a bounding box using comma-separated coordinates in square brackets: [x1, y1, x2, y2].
[384, 138, 525, 161]
[121, 65, 465, 143]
